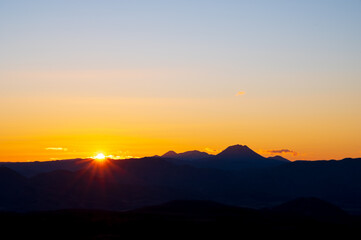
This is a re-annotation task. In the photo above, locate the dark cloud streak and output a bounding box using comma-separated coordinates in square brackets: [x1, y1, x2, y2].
[267, 149, 298, 156]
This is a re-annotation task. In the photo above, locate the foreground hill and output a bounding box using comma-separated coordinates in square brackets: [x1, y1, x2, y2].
[0, 199, 359, 239]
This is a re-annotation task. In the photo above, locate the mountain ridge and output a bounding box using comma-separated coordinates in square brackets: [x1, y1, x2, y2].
[1, 155, 361, 212]
[161, 150, 212, 160]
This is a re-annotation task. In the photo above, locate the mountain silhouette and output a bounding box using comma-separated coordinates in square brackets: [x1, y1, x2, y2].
[162, 150, 212, 160]
[216, 144, 264, 160]
[2, 145, 361, 214]
[1, 158, 88, 177]
[182, 144, 290, 170]
[268, 155, 289, 162]
[3, 144, 288, 175]
[162, 151, 178, 158]
[0, 166, 26, 183]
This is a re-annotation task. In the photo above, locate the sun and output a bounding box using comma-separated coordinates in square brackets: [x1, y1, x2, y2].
[93, 153, 106, 161]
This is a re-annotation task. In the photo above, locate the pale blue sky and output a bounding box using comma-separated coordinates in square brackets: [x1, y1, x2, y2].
[1, 0, 360, 98]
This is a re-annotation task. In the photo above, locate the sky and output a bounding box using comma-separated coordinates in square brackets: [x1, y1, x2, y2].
[0, 0, 360, 161]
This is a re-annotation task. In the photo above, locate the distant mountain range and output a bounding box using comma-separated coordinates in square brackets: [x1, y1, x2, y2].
[162, 150, 212, 160]
[161, 144, 289, 170]
[2, 144, 288, 176]
[1, 144, 361, 214]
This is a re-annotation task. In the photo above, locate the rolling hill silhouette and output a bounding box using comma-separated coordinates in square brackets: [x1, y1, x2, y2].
[0, 199, 359, 238]
[1, 158, 89, 177]
[272, 197, 349, 219]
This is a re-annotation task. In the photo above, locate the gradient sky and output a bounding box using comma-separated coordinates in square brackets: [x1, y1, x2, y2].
[1, 0, 360, 161]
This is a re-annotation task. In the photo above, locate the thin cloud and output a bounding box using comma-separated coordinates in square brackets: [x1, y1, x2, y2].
[45, 147, 68, 151]
[204, 148, 219, 154]
[235, 91, 245, 96]
[267, 149, 298, 156]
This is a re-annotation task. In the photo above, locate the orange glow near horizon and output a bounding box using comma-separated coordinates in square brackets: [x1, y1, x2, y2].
[0, 94, 360, 163]
[0, 1, 361, 163]
[0, 95, 360, 163]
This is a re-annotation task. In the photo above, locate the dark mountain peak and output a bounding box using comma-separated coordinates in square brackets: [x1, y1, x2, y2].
[268, 155, 290, 162]
[0, 166, 27, 187]
[0, 166, 17, 173]
[218, 144, 251, 153]
[182, 150, 204, 154]
[217, 144, 264, 160]
[0, 166, 25, 179]
[178, 150, 211, 159]
[161, 150, 211, 160]
[224, 144, 249, 150]
[162, 151, 177, 158]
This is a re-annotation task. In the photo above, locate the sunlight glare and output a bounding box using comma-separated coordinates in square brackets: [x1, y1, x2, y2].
[93, 153, 106, 161]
